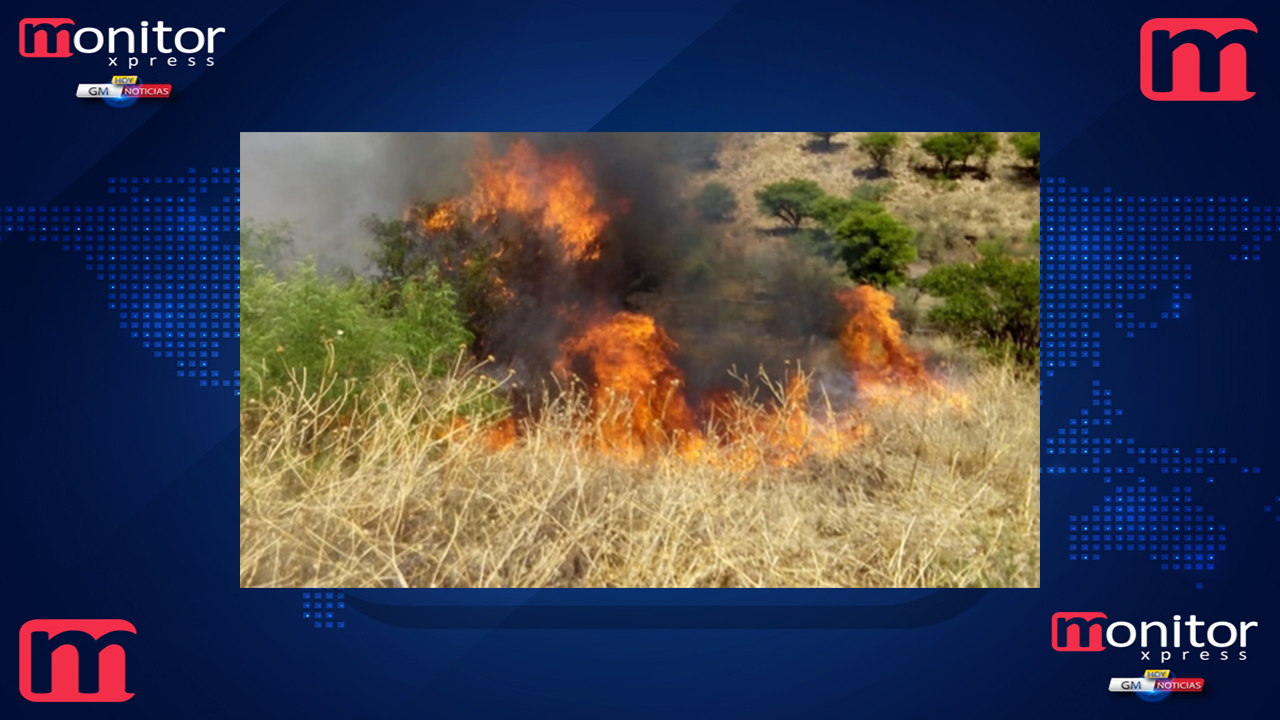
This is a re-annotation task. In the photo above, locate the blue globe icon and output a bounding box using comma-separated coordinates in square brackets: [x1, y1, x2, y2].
[103, 92, 138, 109]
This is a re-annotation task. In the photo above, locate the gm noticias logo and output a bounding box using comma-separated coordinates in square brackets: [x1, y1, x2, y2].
[18, 620, 137, 702]
[1141, 18, 1257, 101]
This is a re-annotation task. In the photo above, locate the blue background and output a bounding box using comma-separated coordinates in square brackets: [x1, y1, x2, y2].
[3, 0, 1277, 717]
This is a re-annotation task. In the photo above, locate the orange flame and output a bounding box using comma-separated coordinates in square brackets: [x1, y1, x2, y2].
[484, 416, 518, 451]
[713, 372, 866, 470]
[836, 286, 930, 388]
[424, 199, 463, 232]
[403, 139, 970, 468]
[555, 311, 699, 459]
[419, 137, 610, 262]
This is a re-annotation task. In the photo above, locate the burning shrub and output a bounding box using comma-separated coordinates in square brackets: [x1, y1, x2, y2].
[250, 136, 993, 466]
[343, 137, 964, 465]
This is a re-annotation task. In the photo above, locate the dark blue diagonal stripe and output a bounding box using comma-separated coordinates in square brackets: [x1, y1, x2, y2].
[345, 589, 988, 629]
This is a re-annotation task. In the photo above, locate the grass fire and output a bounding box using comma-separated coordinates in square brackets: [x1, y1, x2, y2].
[240, 132, 1040, 588]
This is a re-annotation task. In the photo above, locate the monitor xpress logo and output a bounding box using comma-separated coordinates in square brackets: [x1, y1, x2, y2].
[1140, 18, 1257, 101]
[1052, 612, 1258, 661]
[18, 620, 137, 702]
[19, 18, 223, 67]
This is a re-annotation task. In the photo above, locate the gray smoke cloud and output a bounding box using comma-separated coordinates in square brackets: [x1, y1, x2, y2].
[240, 132, 474, 272]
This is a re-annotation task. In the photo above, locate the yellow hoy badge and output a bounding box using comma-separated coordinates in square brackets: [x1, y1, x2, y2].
[1143, 670, 1171, 679]
[111, 76, 138, 85]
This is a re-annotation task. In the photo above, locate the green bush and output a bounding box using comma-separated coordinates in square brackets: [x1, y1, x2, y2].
[831, 202, 917, 288]
[240, 255, 470, 409]
[1009, 132, 1040, 171]
[1028, 222, 1040, 245]
[918, 251, 1039, 364]
[858, 132, 902, 173]
[693, 181, 739, 223]
[755, 179, 825, 229]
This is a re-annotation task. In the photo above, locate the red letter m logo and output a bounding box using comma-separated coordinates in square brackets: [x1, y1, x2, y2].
[1141, 18, 1257, 101]
[18, 18, 75, 57]
[18, 620, 136, 702]
[1052, 612, 1108, 652]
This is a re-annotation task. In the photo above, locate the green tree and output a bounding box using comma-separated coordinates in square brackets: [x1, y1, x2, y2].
[920, 133, 972, 175]
[831, 202, 917, 288]
[960, 132, 999, 176]
[1009, 131, 1040, 172]
[858, 132, 902, 174]
[918, 251, 1040, 364]
[692, 181, 739, 223]
[920, 132, 998, 176]
[808, 183, 898, 229]
[755, 179, 825, 229]
[810, 132, 841, 150]
[809, 194, 857, 228]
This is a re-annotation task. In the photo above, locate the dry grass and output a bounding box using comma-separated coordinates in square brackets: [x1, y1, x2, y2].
[239, 358, 1039, 588]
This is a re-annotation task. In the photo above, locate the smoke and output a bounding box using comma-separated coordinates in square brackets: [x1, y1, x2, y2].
[474, 133, 847, 400]
[243, 132, 851, 401]
[493, 133, 720, 295]
[240, 132, 474, 272]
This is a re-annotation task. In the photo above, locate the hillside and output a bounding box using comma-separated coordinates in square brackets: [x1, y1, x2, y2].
[686, 131, 1040, 275]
